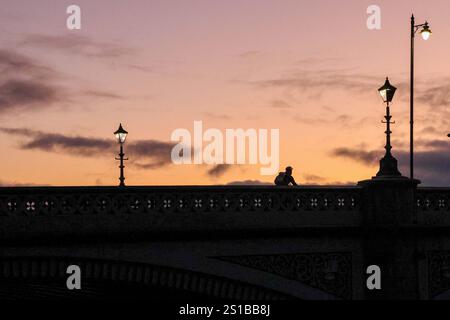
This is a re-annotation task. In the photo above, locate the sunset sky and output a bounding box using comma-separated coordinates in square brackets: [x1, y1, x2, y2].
[0, 0, 449, 186]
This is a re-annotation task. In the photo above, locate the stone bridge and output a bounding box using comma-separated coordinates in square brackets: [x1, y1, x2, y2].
[0, 182, 449, 300]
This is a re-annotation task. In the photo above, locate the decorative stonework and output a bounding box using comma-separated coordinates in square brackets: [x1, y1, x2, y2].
[0, 187, 361, 217]
[428, 251, 450, 298]
[417, 189, 450, 212]
[214, 253, 352, 299]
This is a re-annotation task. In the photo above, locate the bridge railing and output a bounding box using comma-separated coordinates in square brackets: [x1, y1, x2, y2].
[416, 188, 450, 212]
[1, 185, 449, 240]
[0, 186, 361, 217]
[1, 186, 448, 218]
[416, 188, 450, 225]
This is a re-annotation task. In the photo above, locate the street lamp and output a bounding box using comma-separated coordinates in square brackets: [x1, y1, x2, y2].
[114, 123, 128, 187]
[378, 77, 397, 104]
[410, 15, 432, 180]
[376, 78, 402, 177]
[421, 22, 432, 40]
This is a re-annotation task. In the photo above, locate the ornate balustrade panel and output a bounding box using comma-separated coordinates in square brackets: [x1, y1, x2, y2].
[0, 186, 361, 217]
[0, 186, 362, 241]
[417, 188, 450, 225]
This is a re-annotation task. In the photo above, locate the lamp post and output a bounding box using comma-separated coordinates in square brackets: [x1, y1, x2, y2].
[410, 15, 432, 180]
[376, 77, 402, 177]
[114, 123, 128, 187]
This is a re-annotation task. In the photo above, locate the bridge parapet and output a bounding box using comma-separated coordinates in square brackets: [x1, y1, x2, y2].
[0, 186, 361, 241]
[0, 186, 361, 216]
[2, 185, 449, 242]
[416, 187, 450, 225]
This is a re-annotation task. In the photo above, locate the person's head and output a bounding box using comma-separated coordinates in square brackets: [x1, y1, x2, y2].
[286, 166, 293, 175]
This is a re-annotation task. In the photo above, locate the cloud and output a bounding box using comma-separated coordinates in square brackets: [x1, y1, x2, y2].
[238, 56, 450, 125]
[301, 173, 355, 186]
[416, 80, 450, 108]
[2, 127, 263, 177]
[207, 164, 232, 177]
[331, 147, 381, 165]
[293, 114, 327, 125]
[253, 69, 381, 97]
[82, 90, 123, 100]
[419, 126, 441, 135]
[0, 49, 65, 114]
[303, 174, 327, 184]
[244, 63, 426, 107]
[416, 139, 449, 150]
[237, 51, 262, 59]
[396, 149, 450, 185]
[324, 181, 356, 186]
[0, 48, 127, 114]
[252, 64, 450, 113]
[0, 180, 51, 187]
[127, 140, 176, 169]
[331, 140, 450, 186]
[127, 64, 154, 73]
[295, 57, 343, 66]
[269, 99, 293, 109]
[0, 49, 53, 77]
[19, 34, 133, 58]
[203, 112, 233, 121]
[0, 79, 64, 113]
[23, 133, 111, 155]
[226, 180, 272, 186]
[0, 128, 177, 170]
[0, 127, 112, 155]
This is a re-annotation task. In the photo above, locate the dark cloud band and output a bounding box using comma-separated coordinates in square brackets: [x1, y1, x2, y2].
[0, 128, 177, 170]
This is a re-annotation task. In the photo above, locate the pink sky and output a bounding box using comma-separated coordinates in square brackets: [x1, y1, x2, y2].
[0, 0, 449, 186]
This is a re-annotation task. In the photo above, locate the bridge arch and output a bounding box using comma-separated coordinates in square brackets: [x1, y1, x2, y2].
[0, 257, 292, 300]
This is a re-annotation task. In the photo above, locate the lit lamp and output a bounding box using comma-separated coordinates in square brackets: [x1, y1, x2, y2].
[410, 15, 432, 179]
[376, 78, 402, 177]
[378, 77, 397, 104]
[114, 123, 128, 187]
[420, 22, 432, 41]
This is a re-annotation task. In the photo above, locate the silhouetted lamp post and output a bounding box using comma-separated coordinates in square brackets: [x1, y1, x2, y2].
[410, 15, 432, 180]
[114, 124, 128, 187]
[376, 78, 402, 177]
